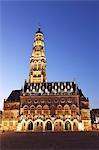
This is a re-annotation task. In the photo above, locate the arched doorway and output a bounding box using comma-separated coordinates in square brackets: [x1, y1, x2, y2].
[34, 121, 43, 131]
[54, 121, 63, 131]
[73, 122, 78, 131]
[28, 121, 33, 130]
[45, 121, 52, 131]
[65, 121, 71, 131]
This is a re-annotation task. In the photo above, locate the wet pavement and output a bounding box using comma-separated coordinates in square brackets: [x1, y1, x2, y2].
[0, 131, 99, 150]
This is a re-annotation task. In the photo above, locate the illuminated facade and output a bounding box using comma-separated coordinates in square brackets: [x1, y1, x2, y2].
[90, 109, 99, 130]
[2, 28, 92, 131]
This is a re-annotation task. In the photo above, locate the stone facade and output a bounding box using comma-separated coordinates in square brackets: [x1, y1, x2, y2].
[90, 109, 99, 130]
[1, 28, 92, 131]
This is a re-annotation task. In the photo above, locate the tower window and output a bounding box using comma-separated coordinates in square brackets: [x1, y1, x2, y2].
[38, 63, 41, 70]
[34, 62, 37, 69]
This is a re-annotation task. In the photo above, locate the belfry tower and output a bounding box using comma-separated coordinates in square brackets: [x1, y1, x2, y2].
[2, 27, 92, 132]
[29, 28, 47, 83]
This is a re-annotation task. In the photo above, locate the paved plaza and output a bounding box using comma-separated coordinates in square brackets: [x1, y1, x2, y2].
[0, 131, 99, 150]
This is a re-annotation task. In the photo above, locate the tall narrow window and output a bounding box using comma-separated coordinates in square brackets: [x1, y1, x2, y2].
[34, 62, 37, 70]
[38, 62, 41, 70]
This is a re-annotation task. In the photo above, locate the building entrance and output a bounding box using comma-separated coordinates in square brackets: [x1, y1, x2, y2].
[45, 121, 52, 130]
[65, 121, 71, 130]
[34, 121, 43, 131]
[28, 122, 33, 130]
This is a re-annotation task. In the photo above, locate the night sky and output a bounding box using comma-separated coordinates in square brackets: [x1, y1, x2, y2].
[0, 0, 99, 110]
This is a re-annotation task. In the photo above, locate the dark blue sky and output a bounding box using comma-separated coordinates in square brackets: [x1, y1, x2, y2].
[0, 1, 99, 110]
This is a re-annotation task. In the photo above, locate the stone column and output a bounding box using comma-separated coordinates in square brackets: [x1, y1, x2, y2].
[52, 123, 54, 131]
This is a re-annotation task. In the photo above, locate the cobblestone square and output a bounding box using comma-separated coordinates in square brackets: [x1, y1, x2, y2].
[1, 131, 99, 150]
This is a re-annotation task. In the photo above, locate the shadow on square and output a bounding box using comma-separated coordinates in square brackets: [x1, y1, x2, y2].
[1, 131, 99, 150]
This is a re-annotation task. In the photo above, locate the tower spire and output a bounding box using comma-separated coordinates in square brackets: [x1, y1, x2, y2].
[38, 23, 41, 31]
[36, 23, 43, 34]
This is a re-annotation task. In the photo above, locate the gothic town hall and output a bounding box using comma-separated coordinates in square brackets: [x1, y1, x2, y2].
[2, 28, 92, 132]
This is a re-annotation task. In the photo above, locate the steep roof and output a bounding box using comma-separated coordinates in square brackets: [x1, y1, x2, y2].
[91, 109, 99, 114]
[22, 81, 77, 96]
[6, 90, 21, 102]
